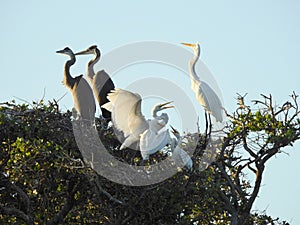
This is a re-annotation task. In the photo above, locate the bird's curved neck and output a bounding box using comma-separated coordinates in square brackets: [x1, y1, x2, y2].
[189, 50, 201, 86]
[170, 138, 177, 150]
[152, 109, 165, 120]
[177, 136, 182, 145]
[171, 135, 182, 149]
[152, 109, 158, 118]
[87, 49, 100, 80]
[64, 54, 76, 89]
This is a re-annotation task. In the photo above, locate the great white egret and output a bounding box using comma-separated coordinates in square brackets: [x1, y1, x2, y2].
[56, 47, 96, 122]
[182, 42, 223, 122]
[170, 126, 193, 170]
[75, 45, 115, 120]
[102, 88, 173, 160]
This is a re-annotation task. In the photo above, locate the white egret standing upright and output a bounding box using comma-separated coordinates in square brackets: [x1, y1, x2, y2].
[102, 88, 173, 160]
[75, 45, 115, 120]
[181, 42, 223, 122]
[56, 47, 96, 122]
[170, 126, 193, 170]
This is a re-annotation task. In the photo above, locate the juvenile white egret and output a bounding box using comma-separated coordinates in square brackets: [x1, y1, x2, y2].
[170, 126, 193, 170]
[56, 47, 96, 122]
[75, 45, 115, 120]
[182, 42, 223, 122]
[139, 120, 171, 160]
[102, 88, 173, 159]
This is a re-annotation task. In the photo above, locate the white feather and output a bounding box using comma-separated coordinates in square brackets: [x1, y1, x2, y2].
[140, 124, 170, 160]
[102, 88, 148, 138]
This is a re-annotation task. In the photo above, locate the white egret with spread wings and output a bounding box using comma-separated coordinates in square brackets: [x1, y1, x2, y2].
[102, 88, 173, 160]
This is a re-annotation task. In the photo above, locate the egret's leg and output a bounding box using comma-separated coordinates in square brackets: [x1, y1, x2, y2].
[204, 111, 209, 136]
[208, 113, 212, 136]
[204, 111, 212, 136]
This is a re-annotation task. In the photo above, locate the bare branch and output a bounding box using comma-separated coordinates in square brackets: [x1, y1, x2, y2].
[268, 94, 275, 118]
[288, 92, 300, 123]
[217, 188, 236, 214]
[251, 100, 265, 105]
[94, 174, 125, 205]
[242, 137, 257, 158]
[214, 162, 239, 205]
[244, 164, 265, 213]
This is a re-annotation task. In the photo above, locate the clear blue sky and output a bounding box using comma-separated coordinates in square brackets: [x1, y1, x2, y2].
[1, 0, 300, 223]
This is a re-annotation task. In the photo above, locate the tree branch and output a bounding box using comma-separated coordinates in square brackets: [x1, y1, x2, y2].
[214, 162, 239, 206]
[244, 163, 264, 213]
[0, 174, 33, 224]
[47, 178, 80, 225]
[0, 204, 33, 225]
[242, 137, 257, 158]
[94, 174, 125, 205]
[46, 195, 74, 225]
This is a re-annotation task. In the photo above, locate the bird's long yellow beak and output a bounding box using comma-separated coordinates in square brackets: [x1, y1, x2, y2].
[160, 101, 174, 109]
[181, 42, 194, 47]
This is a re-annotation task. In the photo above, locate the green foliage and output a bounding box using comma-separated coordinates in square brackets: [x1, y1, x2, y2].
[228, 94, 300, 154]
[0, 95, 298, 225]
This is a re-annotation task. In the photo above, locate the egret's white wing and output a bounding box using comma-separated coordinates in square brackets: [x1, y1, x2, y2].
[102, 88, 148, 137]
[140, 128, 170, 160]
[172, 146, 193, 170]
[196, 81, 223, 122]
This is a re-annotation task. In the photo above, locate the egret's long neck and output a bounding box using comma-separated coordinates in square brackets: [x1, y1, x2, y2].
[87, 49, 100, 81]
[189, 49, 201, 90]
[170, 138, 177, 151]
[63, 54, 76, 89]
[171, 135, 181, 150]
[152, 108, 158, 118]
[177, 136, 182, 146]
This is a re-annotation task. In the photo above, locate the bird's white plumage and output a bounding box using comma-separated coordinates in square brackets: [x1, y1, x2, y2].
[182, 42, 224, 122]
[102, 88, 148, 139]
[140, 123, 170, 160]
[170, 127, 193, 170]
[102, 88, 173, 157]
[193, 80, 223, 122]
[172, 145, 193, 170]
